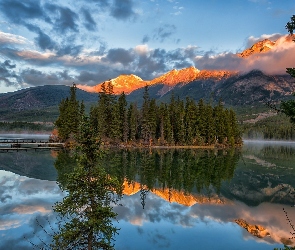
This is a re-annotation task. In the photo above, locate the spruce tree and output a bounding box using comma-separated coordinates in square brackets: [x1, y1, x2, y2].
[141, 85, 151, 144]
[52, 116, 122, 249]
[281, 15, 295, 125]
[118, 92, 128, 142]
[127, 103, 138, 141]
[55, 84, 80, 141]
[184, 97, 197, 145]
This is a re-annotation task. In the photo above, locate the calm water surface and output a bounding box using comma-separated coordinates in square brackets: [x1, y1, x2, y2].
[1, 138, 295, 249]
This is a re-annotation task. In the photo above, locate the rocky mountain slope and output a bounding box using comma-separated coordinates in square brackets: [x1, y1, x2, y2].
[126, 70, 294, 107]
[78, 66, 237, 95]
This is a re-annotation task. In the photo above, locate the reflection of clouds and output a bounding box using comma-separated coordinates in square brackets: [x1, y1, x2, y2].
[0, 218, 21, 230]
[0, 170, 62, 249]
[12, 205, 51, 214]
[191, 202, 295, 246]
[116, 192, 295, 246]
[115, 192, 192, 228]
[244, 154, 276, 168]
[0, 172, 62, 222]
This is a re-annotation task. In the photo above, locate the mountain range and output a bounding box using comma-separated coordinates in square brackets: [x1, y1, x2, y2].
[0, 36, 294, 122]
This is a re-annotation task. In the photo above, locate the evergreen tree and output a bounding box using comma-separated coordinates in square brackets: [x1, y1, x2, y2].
[55, 84, 81, 141]
[174, 98, 185, 145]
[163, 104, 174, 144]
[214, 100, 226, 144]
[148, 99, 158, 142]
[127, 103, 138, 141]
[184, 97, 197, 145]
[93, 80, 117, 140]
[140, 85, 151, 144]
[52, 116, 122, 250]
[205, 104, 215, 144]
[118, 92, 128, 142]
[281, 15, 295, 125]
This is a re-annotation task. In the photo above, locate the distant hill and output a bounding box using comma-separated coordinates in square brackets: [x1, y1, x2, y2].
[0, 85, 98, 122]
[0, 71, 294, 123]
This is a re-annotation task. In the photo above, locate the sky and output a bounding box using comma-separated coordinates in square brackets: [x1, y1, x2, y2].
[0, 0, 294, 93]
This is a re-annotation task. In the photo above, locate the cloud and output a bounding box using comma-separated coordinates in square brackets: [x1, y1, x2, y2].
[153, 24, 177, 42]
[105, 48, 135, 64]
[0, 60, 20, 86]
[110, 0, 137, 21]
[45, 4, 79, 33]
[142, 35, 150, 44]
[20, 68, 74, 87]
[193, 35, 295, 74]
[81, 8, 97, 31]
[245, 33, 282, 48]
[0, 0, 44, 24]
[0, 31, 28, 45]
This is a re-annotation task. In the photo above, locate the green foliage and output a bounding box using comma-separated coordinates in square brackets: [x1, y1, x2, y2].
[286, 15, 295, 35]
[281, 93, 295, 124]
[87, 84, 242, 146]
[280, 15, 295, 125]
[0, 121, 53, 132]
[55, 84, 84, 141]
[274, 246, 295, 250]
[52, 116, 122, 250]
[242, 114, 295, 140]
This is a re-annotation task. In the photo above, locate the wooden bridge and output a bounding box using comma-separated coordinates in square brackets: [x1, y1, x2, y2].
[0, 138, 64, 152]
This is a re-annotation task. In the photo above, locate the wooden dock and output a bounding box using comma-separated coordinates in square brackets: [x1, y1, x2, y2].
[0, 138, 64, 151]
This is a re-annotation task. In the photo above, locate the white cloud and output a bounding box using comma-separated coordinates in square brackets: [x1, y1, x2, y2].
[0, 31, 28, 45]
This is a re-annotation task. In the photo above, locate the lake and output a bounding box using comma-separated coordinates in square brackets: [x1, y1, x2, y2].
[1, 139, 295, 249]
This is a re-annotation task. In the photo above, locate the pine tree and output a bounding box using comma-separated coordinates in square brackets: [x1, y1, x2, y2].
[184, 97, 197, 145]
[281, 15, 295, 125]
[118, 92, 128, 142]
[214, 100, 226, 144]
[205, 104, 215, 144]
[55, 84, 80, 141]
[127, 103, 138, 142]
[140, 85, 151, 144]
[52, 116, 122, 249]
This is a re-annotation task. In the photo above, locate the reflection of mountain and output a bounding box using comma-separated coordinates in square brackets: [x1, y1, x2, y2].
[235, 219, 270, 238]
[122, 181, 228, 206]
[221, 142, 295, 206]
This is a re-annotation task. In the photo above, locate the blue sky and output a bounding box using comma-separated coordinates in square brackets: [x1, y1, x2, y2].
[0, 0, 294, 93]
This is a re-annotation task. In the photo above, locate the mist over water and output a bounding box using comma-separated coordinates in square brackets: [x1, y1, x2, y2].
[0, 133, 50, 140]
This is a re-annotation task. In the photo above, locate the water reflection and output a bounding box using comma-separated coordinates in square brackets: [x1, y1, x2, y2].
[1, 143, 295, 249]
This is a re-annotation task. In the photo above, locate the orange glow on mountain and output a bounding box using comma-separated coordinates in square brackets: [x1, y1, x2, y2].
[237, 35, 295, 58]
[237, 39, 275, 58]
[77, 66, 235, 95]
[122, 180, 227, 206]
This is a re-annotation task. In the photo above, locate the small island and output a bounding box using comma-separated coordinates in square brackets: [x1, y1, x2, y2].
[54, 83, 242, 148]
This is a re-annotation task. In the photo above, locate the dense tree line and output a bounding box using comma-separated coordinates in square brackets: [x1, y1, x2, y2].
[0, 121, 53, 132]
[55, 82, 242, 146]
[242, 114, 295, 140]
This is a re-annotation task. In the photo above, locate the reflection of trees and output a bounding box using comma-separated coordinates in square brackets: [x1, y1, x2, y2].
[101, 148, 240, 195]
[52, 117, 122, 250]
